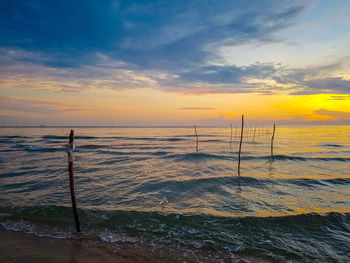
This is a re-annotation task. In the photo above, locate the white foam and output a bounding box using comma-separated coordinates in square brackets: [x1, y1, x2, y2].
[27, 145, 42, 151]
[0, 220, 71, 239]
[100, 231, 137, 243]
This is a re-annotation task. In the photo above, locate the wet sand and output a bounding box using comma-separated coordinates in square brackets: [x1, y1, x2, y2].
[0, 226, 276, 263]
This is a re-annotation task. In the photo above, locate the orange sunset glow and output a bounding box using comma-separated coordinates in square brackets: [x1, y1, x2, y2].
[0, 1, 349, 125]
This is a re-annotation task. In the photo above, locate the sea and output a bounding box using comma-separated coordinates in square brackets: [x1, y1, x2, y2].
[0, 126, 349, 262]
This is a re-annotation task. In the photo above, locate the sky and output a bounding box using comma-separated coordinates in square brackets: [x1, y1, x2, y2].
[0, 0, 349, 126]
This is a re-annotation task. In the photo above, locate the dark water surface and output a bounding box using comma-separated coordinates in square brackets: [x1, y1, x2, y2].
[0, 126, 350, 262]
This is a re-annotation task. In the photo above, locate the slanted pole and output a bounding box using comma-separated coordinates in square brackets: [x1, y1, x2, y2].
[270, 124, 276, 161]
[237, 115, 244, 177]
[194, 125, 199, 153]
[67, 130, 80, 232]
[230, 124, 233, 148]
[252, 124, 257, 142]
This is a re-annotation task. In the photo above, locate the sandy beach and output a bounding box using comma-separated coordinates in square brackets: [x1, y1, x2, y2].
[0, 226, 275, 263]
[0, 227, 133, 263]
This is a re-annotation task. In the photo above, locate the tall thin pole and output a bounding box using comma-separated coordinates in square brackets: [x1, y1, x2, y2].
[194, 125, 199, 153]
[252, 124, 257, 143]
[230, 124, 233, 148]
[237, 115, 244, 177]
[271, 124, 276, 161]
[67, 130, 80, 232]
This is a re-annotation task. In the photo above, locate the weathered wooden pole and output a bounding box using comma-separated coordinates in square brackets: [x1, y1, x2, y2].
[194, 125, 199, 153]
[252, 124, 257, 142]
[230, 124, 233, 148]
[67, 130, 80, 232]
[237, 115, 244, 177]
[270, 124, 276, 161]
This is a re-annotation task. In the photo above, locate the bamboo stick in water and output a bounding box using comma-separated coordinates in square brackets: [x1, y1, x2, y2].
[238, 115, 244, 177]
[67, 130, 80, 232]
[230, 124, 233, 148]
[253, 124, 257, 142]
[271, 124, 276, 161]
[194, 125, 199, 153]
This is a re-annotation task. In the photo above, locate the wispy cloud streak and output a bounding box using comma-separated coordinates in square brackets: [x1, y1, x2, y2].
[0, 1, 349, 96]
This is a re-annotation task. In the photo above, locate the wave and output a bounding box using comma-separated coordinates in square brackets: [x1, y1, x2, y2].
[93, 149, 169, 158]
[125, 175, 350, 195]
[149, 151, 169, 156]
[200, 139, 227, 143]
[41, 135, 190, 142]
[286, 178, 350, 188]
[270, 155, 350, 162]
[162, 152, 234, 161]
[1, 143, 62, 152]
[0, 135, 28, 144]
[94, 150, 146, 156]
[0, 135, 27, 139]
[159, 138, 187, 142]
[173, 134, 222, 137]
[318, 143, 345, 148]
[3, 134, 259, 146]
[109, 137, 189, 142]
[4, 142, 350, 163]
[160, 153, 350, 162]
[42, 135, 99, 140]
[25, 145, 62, 152]
[1, 205, 349, 262]
[40, 135, 229, 143]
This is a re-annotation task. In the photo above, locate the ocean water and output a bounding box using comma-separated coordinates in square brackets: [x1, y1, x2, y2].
[0, 126, 349, 262]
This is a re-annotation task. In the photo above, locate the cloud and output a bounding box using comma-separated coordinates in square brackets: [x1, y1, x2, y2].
[289, 77, 350, 95]
[269, 58, 350, 95]
[196, 113, 235, 126]
[0, 1, 305, 69]
[314, 109, 350, 122]
[179, 64, 276, 84]
[0, 96, 80, 113]
[180, 107, 216, 110]
[2, 0, 349, 96]
[303, 78, 350, 95]
[328, 95, 350, 100]
[0, 49, 160, 92]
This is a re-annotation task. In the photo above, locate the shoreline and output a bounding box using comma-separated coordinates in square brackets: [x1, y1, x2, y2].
[0, 226, 277, 263]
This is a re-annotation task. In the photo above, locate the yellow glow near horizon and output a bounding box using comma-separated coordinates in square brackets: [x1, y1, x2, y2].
[2, 85, 349, 125]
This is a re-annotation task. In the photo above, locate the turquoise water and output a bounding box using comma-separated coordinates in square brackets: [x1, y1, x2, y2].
[0, 126, 350, 262]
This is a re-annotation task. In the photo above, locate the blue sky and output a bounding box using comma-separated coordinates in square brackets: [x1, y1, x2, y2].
[0, 0, 349, 125]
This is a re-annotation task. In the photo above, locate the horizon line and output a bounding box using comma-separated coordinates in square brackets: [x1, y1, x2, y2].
[1, 124, 349, 128]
